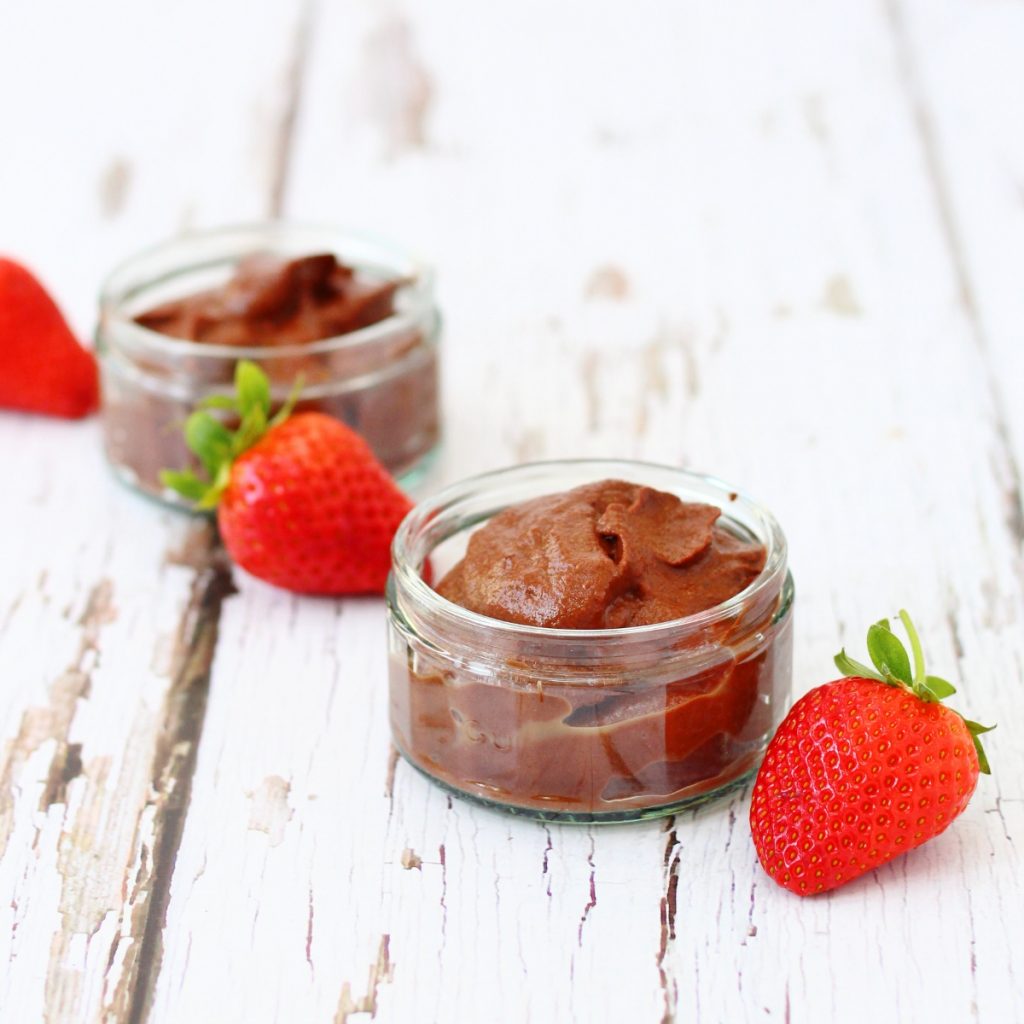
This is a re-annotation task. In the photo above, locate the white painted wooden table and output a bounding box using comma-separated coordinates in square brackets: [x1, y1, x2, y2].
[2, 3, 1022, 1022]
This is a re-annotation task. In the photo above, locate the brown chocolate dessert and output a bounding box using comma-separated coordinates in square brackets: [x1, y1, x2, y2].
[134, 253, 403, 346]
[99, 247, 439, 503]
[389, 476, 790, 819]
[437, 480, 766, 628]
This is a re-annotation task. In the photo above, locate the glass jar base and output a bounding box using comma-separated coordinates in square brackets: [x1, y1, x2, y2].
[397, 746, 759, 825]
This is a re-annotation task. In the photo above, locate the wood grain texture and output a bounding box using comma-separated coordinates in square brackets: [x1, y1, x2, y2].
[0, 2, 302, 1020]
[0, 420, 218, 1023]
[1, 1, 1022, 1022]
[889, 0, 1024, 549]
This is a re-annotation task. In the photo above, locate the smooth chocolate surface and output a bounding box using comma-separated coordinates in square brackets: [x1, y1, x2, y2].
[436, 480, 767, 628]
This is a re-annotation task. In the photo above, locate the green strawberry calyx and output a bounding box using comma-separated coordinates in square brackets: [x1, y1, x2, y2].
[834, 610, 995, 775]
[159, 360, 300, 510]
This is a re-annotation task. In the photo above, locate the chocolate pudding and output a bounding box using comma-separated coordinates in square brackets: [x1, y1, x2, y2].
[99, 232, 440, 506]
[437, 480, 766, 628]
[388, 472, 792, 821]
[134, 253, 403, 347]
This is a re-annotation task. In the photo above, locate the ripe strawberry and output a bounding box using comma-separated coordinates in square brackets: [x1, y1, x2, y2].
[161, 360, 412, 594]
[750, 611, 993, 896]
[0, 257, 99, 418]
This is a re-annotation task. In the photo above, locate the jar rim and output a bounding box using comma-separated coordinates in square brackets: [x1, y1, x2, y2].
[98, 221, 437, 361]
[390, 458, 789, 648]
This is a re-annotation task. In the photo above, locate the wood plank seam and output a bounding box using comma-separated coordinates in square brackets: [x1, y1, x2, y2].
[658, 820, 681, 1024]
[269, 0, 315, 219]
[122, 531, 235, 1024]
[885, 0, 1024, 558]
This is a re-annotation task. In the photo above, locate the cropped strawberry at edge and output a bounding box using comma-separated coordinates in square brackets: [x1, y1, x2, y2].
[0, 257, 99, 419]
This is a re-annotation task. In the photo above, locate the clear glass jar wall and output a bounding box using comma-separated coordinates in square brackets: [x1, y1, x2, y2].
[97, 224, 441, 505]
[387, 460, 794, 824]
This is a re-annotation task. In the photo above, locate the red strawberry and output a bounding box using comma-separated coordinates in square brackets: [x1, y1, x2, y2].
[161, 360, 412, 594]
[0, 257, 99, 418]
[750, 611, 993, 896]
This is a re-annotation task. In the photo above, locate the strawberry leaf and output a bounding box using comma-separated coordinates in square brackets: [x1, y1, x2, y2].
[866, 623, 913, 686]
[269, 372, 304, 430]
[159, 469, 208, 502]
[195, 461, 232, 510]
[963, 720, 996, 735]
[185, 412, 233, 476]
[834, 649, 884, 682]
[234, 404, 268, 455]
[962, 721, 996, 775]
[924, 675, 957, 699]
[236, 359, 271, 419]
[898, 609, 927, 686]
[197, 394, 238, 412]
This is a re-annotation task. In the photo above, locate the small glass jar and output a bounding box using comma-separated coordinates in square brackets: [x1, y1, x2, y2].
[97, 223, 441, 505]
[387, 460, 794, 823]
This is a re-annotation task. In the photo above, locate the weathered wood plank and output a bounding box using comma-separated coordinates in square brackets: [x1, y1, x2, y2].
[888, 0, 1024, 551]
[149, 2, 1023, 1023]
[0, 2, 305, 1020]
[3, 1, 1024, 1021]
[0, 422, 212, 1022]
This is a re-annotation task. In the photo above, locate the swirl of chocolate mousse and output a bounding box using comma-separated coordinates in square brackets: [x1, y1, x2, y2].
[134, 252, 402, 345]
[436, 480, 766, 629]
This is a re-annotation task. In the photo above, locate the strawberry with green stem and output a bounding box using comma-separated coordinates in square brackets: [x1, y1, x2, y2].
[162, 360, 413, 595]
[750, 610, 994, 896]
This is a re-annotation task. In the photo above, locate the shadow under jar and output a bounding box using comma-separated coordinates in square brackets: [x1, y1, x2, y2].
[97, 224, 441, 506]
[387, 460, 794, 823]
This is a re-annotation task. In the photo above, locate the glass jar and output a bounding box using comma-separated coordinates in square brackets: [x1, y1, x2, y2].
[387, 460, 794, 823]
[97, 223, 440, 506]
